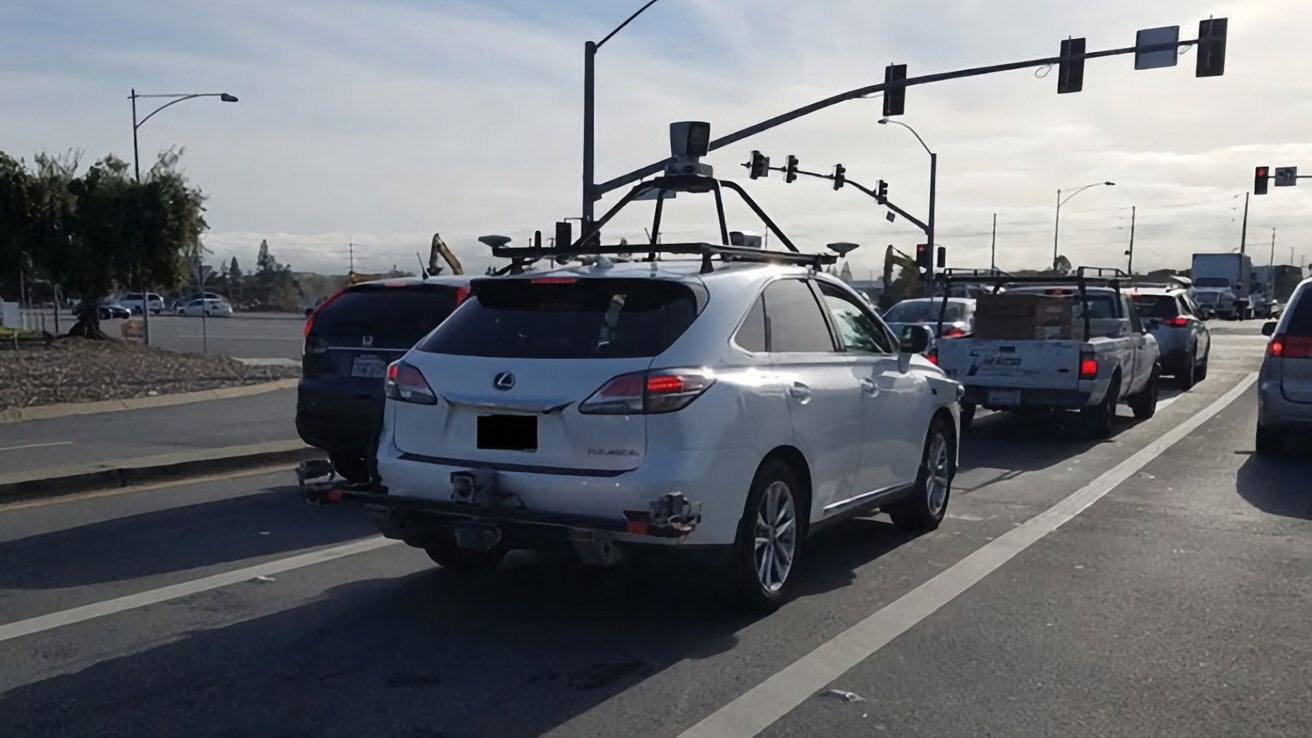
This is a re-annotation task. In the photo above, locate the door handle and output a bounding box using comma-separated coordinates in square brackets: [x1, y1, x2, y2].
[788, 382, 812, 402]
[860, 378, 878, 395]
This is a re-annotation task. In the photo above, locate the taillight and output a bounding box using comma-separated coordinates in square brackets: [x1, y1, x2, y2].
[1271, 334, 1312, 359]
[941, 326, 965, 338]
[1079, 352, 1098, 380]
[385, 361, 438, 405]
[1167, 316, 1189, 327]
[926, 349, 939, 365]
[579, 369, 716, 415]
[1269, 334, 1285, 357]
[455, 284, 471, 304]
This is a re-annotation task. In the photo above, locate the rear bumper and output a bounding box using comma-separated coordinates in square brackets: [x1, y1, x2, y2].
[375, 441, 761, 547]
[1258, 380, 1312, 433]
[295, 381, 382, 455]
[1159, 347, 1193, 375]
[962, 385, 1093, 410]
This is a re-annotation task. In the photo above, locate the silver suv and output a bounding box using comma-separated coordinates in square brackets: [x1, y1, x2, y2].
[1258, 277, 1312, 454]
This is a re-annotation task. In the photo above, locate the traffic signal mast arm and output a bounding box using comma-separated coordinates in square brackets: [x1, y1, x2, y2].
[743, 160, 928, 234]
[597, 26, 1217, 198]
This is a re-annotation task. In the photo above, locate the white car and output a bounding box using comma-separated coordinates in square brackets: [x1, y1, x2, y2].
[119, 292, 166, 315]
[177, 298, 234, 317]
[369, 259, 962, 611]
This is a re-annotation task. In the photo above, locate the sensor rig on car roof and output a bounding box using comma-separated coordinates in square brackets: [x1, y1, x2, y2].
[485, 122, 840, 276]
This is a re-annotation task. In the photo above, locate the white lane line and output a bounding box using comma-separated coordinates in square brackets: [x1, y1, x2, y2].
[0, 441, 73, 453]
[0, 536, 399, 644]
[681, 371, 1258, 738]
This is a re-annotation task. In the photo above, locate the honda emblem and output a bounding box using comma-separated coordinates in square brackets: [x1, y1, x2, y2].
[362, 335, 374, 348]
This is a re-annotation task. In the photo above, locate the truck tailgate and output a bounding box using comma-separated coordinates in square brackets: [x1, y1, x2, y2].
[938, 339, 1083, 390]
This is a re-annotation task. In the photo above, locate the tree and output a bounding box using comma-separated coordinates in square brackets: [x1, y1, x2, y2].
[256, 239, 280, 274]
[1052, 255, 1073, 276]
[0, 148, 208, 337]
[0, 152, 36, 301]
[228, 256, 242, 302]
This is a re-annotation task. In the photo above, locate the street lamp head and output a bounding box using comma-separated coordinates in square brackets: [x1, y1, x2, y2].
[1104, 181, 1116, 186]
[219, 93, 239, 103]
[877, 118, 890, 125]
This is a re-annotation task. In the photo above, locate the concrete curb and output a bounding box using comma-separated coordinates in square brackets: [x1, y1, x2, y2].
[0, 378, 300, 425]
[0, 440, 322, 505]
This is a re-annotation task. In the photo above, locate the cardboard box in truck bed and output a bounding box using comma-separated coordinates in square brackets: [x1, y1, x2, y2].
[973, 294, 1073, 341]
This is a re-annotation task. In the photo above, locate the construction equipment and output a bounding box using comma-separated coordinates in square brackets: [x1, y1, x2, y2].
[880, 244, 921, 309]
[427, 233, 464, 276]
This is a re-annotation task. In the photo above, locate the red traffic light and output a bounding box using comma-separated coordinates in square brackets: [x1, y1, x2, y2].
[1256, 167, 1268, 176]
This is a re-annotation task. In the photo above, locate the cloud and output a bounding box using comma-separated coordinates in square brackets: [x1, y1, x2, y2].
[3, 0, 1311, 278]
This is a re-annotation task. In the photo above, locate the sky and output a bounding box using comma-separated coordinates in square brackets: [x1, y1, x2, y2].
[3, 0, 1310, 280]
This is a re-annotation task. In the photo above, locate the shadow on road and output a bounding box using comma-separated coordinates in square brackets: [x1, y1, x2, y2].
[1235, 452, 1312, 520]
[955, 409, 1139, 490]
[0, 515, 920, 737]
[0, 488, 375, 590]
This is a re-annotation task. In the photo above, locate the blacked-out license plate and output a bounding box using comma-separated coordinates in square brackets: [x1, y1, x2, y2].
[477, 415, 537, 451]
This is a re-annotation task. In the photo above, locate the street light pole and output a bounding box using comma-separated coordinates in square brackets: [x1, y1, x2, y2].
[1052, 181, 1116, 271]
[582, 0, 662, 233]
[128, 89, 237, 346]
[877, 117, 936, 290]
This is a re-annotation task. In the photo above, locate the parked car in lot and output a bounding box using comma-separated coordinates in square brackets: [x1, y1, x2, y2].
[881, 297, 976, 347]
[176, 298, 234, 317]
[1128, 286, 1211, 389]
[937, 276, 1161, 436]
[369, 259, 962, 611]
[97, 303, 131, 320]
[297, 276, 472, 483]
[1257, 277, 1312, 454]
[119, 292, 165, 315]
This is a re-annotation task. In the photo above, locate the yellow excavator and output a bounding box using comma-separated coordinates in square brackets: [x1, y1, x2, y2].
[345, 233, 464, 285]
[880, 244, 921, 310]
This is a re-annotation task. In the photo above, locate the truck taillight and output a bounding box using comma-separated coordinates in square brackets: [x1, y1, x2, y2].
[580, 369, 716, 415]
[926, 349, 939, 365]
[1079, 353, 1098, 379]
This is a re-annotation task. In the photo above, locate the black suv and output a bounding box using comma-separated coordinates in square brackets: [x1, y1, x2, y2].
[297, 277, 471, 481]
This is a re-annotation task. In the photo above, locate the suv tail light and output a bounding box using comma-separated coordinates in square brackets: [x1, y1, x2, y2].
[385, 361, 438, 405]
[1078, 351, 1098, 380]
[1270, 334, 1312, 359]
[1167, 316, 1189, 327]
[303, 288, 346, 341]
[580, 369, 716, 415]
[940, 326, 965, 338]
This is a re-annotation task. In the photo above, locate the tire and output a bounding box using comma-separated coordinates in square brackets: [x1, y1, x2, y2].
[425, 535, 507, 572]
[1176, 346, 1196, 391]
[959, 403, 976, 431]
[1255, 424, 1283, 456]
[328, 452, 370, 484]
[730, 460, 804, 613]
[1082, 375, 1120, 438]
[888, 417, 954, 532]
[1129, 365, 1160, 420]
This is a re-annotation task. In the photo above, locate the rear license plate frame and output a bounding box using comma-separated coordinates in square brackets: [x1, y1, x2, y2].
[351, 354, 388, 378]
[989, 389, 1022, 407]
[477, 414, 538, 452]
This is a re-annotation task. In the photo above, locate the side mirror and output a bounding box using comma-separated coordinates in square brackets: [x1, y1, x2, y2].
[899, 324, 933, 354]
[1262, 321, 1277, 337]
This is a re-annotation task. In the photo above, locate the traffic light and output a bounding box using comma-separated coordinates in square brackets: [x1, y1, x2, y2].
[832, 163, 846, 190]
[1255, 166, 1270, 195]
[1057, 37, 1086, 94]
[785, 155, 799, 183]
[1196, 18, 1228, 78]
[915, 243, 931, 274]
[748, 150, 770, 179]
[883, 63, 907, 117]
[875, 179, 888, 204]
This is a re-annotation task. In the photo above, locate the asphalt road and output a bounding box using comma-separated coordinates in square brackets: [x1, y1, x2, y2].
[0, 389, 297, 477]
[26, 309, 305, 359]
[2, 324, 1307, 737]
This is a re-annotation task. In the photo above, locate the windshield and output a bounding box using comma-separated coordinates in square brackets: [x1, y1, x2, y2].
[1195, 277, 1230, 288]
[883, 301, 967, 323]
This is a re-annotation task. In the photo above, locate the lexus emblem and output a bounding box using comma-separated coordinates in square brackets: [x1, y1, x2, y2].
[493, 372, 516, 391]
[361, 335, 374, 348]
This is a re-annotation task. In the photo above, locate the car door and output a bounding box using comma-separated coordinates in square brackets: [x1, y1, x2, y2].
[816, 281, 929, 499]
[762, 278, 866, 520]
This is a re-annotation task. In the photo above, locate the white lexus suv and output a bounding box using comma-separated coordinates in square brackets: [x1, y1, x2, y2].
[369, 255, 962, 610]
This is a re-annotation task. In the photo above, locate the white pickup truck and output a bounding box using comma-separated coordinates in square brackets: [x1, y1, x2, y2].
[937, 284, 1161, 436]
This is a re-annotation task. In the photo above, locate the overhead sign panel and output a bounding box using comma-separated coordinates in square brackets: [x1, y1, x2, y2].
[1135, 26, 1180, 70]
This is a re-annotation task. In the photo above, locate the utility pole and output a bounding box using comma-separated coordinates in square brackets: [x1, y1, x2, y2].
[1269, 228, 1277, 298]
[990, 212, 997, 270]
[349, 242, 355, 274]
[1125, 205, 1136, 274]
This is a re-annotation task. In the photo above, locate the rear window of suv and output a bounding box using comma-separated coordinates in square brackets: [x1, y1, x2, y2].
[1287, 288, 1312, 337]
[1130, 294, 1180, 319]
[419, 278, 701, 359]
[311, 285, 461, 349]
